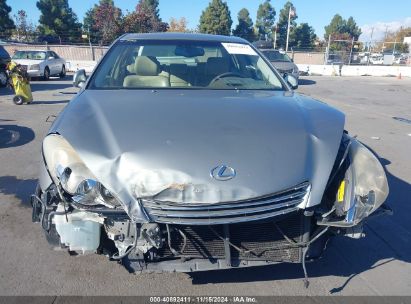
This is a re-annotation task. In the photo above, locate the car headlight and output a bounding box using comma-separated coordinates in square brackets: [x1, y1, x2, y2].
[43, 134, 120, 208]
[30, 64, 40, 71]
[349, 138, 389, 219]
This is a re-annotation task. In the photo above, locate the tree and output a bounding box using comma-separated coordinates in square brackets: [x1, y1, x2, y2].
[255, 0, 275, 40]
[376, 27, 411, 53]
[83, 8, 100, 43]
[345, 17, 362, 40]
[140, 0, 160, 21]
[92, 0, 122, 44]
[324, 14, 362, 51]
[36, 0, 82, 43]
[0, 0, 15, 39]
[292, 23, 316, 49]
[168, 17, 189, 32]
[13, 10, 36, 42]
[123, 0, 168, 34]
[324, 14, 362, 40]
[199, 0, 232, 36]
[276, 1, 297, 49]
[232, 9, 255, 42]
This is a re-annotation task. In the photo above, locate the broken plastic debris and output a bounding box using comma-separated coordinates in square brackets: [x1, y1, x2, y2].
[370, 137, 380, 140]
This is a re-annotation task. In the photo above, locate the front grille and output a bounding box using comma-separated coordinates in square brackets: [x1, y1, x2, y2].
[142, 182, 310, 225]
[157, 212, 304, 262]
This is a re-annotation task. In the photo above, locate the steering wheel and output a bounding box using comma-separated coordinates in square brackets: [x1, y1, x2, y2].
[209, 72, 245, 85]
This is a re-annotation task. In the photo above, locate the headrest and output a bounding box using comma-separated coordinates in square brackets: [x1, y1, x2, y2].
[206, 57, 230, 76]
[134, 56, 161, 76]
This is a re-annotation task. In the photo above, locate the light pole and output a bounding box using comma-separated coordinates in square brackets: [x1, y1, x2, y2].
[285, 6, 295, 52]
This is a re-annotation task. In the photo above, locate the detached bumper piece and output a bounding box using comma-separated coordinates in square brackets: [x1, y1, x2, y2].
[125, 212, 310, 273]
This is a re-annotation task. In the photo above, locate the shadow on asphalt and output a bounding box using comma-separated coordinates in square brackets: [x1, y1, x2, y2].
[30, 99, 70, 105]
[30, 81, 73, 92]
[298, 78, 317, 86]
[189, 154, 411, 294]
[0, 176, 37, 208]
[0, 124, 35, 148]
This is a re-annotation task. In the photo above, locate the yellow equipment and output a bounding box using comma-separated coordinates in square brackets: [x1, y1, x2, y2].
[7, 62, 33, 105]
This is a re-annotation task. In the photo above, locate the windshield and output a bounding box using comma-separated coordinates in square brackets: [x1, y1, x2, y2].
[88, 40, 285, 91]
[262, 50, 291, 62]
[12, 51, 46, 60]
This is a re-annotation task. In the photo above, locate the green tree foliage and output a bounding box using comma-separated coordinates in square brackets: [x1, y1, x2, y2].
[92, 0, 122, 44]
[292, 23, 316, 49]
[324, 14, 362, 51]
[0, 0, 15, 39]
[36, 0, 82, 43]
[255, 0, 275, 40]
[345, 17, 362, 40]
[83, 8, 100, 43]
[276, 1, 297, 49]
[324, 14, 362, 40]
[232, 8, 255, 42]
[199, 0, 232, 36]
[123, 0, 168, 34]
[140, 0, 160, 21]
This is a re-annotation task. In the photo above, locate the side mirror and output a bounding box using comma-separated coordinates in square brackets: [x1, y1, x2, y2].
[48, 56, 54, 60]
[285, 74, 298, 90]
[73, 69, 87, 89]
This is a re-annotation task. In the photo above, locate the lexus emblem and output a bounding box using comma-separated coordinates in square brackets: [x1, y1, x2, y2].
[211, 165, 236, 181]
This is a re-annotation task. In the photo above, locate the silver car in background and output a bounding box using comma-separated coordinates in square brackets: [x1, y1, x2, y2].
[31, 33, 390, 283]
[11, 50, 66, 80]
[261, 49, 299, 80]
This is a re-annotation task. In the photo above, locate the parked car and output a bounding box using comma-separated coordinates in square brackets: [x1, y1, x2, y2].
[0, 45, 11, 87]
[370, 54, 384, 65]
[11, 50, 66, 80]
[261, 49, 299, 80]
[325, 53, 344, 65]
[31, 33, 390, 279]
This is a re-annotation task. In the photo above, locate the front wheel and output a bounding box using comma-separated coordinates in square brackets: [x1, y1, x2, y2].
[0, 70, 7, 87]
[43, 67, 50, 80]
[13, 95, 24, 105]
[59, 65, 66, 79]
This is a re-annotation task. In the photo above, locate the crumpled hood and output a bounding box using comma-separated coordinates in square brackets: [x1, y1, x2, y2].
[50, 89, 344, 221]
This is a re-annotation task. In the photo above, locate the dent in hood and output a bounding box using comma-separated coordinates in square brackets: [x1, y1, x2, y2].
[49, 89, 344, 221]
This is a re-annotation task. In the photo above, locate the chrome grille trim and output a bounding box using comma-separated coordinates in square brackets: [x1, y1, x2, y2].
[142, 182, 310, 225]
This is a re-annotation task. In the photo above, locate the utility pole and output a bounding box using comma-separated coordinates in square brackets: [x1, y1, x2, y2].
[87, 26, 94, 61]
[349, 37, 355, 65]
[285, 6, 294, 52]
[273, 23, 277, 49]
[325, 34, 331, 64]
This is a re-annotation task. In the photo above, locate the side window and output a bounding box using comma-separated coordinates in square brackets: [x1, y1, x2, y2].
[52, 52, 59, 59]
[46, 51, 54, 59]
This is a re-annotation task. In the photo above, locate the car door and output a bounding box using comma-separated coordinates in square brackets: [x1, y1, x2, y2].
[52, 51, 63, 73]
[46, 51, 58, 75]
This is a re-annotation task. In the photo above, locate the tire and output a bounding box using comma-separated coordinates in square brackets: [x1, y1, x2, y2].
[43, 67, 50, 80]
[59, 65, 66, 79]
[0, 70, 7, 87]
[13, 95, 24, 105]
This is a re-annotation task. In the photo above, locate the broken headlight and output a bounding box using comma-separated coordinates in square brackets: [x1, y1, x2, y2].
[42, 134, 120, 208]
[349, 138, 389, 219]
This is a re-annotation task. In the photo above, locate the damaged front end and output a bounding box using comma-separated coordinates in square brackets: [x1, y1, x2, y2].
[31, 132, 391, 278]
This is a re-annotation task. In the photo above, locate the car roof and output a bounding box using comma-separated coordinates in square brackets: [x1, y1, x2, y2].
[119, 32, 248, 44]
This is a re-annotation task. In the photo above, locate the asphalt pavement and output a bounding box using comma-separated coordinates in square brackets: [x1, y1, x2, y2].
[0, 75, 410, 296]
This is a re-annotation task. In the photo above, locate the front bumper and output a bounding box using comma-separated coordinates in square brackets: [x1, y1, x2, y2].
[27, 70, 42, 77]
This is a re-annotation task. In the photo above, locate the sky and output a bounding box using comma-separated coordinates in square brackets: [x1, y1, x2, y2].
[6, 0, 411, 42]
